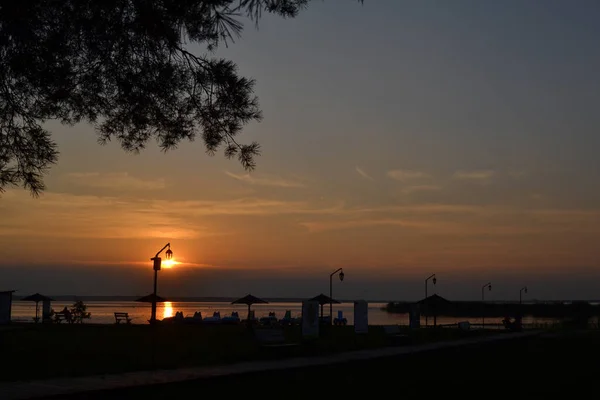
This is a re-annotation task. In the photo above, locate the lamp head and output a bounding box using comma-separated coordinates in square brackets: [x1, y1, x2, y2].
[432, 277, 437, 285]
[339, 270, 345, 282]
[525, 287, 528, 294]
[488, 284, 492, 291]
[165, 248, 173, 260]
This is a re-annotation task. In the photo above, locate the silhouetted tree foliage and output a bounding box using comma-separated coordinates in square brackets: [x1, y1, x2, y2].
[0, 0, 362, 195]
[70, 300, 91, 323]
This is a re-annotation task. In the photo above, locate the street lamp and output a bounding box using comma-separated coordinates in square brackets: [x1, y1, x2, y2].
[329, 268, 344, 324]
[425, 274, 437, 327]
[150, 243, 173, 324]
[520, 286, 528, 305]
[481, 282, 492, 329]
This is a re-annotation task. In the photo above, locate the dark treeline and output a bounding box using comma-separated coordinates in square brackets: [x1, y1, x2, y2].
[386, 300, 600, 318]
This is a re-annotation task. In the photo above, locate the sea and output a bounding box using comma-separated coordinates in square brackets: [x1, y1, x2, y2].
[11, 300, 561, 327]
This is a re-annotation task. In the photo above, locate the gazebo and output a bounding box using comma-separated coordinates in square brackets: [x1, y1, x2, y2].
[21, 293, 54, 323]
[417, 294, 452, 327]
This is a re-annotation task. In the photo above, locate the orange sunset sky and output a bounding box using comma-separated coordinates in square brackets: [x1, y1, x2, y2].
[2, 1, 600, 300]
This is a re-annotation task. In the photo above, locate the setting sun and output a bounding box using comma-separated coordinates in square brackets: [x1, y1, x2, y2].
[162, 259, 179, 269]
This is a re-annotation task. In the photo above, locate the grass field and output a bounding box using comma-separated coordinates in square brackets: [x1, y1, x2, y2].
[42, 330, 600, 399]
[2, 323, 501, 382]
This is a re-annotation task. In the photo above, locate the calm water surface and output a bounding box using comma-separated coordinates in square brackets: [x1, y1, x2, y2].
[11, 301, 558, 327]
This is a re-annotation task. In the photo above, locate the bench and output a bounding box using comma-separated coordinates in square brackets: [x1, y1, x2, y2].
[383, 325, 410, 345]
[254, 329, 300, 350]
[53, 311, 73, 324]
[114, 312, 132, 324]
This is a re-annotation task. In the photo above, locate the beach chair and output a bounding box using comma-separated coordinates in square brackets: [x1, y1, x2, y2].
[279, 310, 294, 326]
[203, 311, 222, 324]
[222, 311, 241, 324]
[184, 311, 203, 324]
[260, 311, 278, 326]
[334, 310, 348, 326]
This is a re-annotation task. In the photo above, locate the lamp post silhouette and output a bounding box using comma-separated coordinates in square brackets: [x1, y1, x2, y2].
[425, 274, 437, 327]
[329, 268, 345, 324]
[520, 286, 528, 305]
[481, 282, 492, 329]
[150, 243, 173, 324]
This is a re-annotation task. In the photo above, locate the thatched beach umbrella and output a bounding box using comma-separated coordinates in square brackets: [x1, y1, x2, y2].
[21, 293, 54, 323]
[309, 293, 340, 319]
[231, 294, 268, 319]
[136, 294, 169, 323]
[135, 293, 168, 303]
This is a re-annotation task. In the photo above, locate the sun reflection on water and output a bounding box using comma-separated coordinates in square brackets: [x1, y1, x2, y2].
[163, 301, 173, 319]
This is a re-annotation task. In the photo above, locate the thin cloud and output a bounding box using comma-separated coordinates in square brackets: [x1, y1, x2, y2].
[355, 166, 374, 181]
[401, 185, 442, 194]
[5, 189, 600, 242]
[452, 170, 495, 182]
[0, 191, 207, 239]
[300, 219, 438, 233]
[299, 205, 600, 235]
[508, 170, 527, 179]
[299, 219, 547, 235]
[66, 172, 165, 190]
[387, 169, 430, 182]
[60, 259, 218, 269]
[0, 191, 344, 239]
[148, 197, 345, 217]
[225, 171, 306, 188]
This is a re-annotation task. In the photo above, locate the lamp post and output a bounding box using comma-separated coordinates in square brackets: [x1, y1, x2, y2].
[425, 274, 437, 327]
[520, 286, 528, 305]
[329, 268, 345, 324]
[481, 282, 492, 329]
[150, 243, 173, 324]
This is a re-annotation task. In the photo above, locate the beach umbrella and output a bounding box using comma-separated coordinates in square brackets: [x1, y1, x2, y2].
[21, 293, 54, 323]
[136, 294, 169, 324]
[231, 294, 268, 318]
[135, 293, 168, 303]
[309, 293, 340, 319]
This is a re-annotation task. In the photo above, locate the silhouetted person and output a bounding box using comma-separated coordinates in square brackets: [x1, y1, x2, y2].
[62, 306, 72, 323]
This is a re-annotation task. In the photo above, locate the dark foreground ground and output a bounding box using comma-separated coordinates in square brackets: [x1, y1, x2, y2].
[43, 331, 600, 399]
[0, 323, 497, 382]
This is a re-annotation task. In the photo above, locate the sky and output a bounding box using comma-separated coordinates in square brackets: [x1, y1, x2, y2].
[2, 0, 600, 300]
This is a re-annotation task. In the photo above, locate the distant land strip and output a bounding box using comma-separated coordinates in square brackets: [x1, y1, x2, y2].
[9, 295, 600, 303]
[10, 295, 389, 303]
